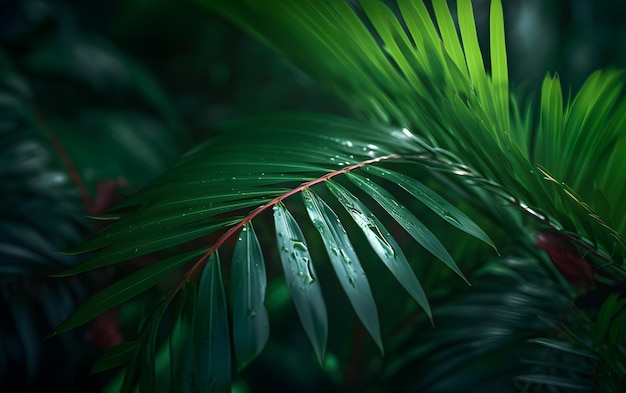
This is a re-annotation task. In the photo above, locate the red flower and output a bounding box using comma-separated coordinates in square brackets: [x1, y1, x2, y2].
[535, 232, 595, 289]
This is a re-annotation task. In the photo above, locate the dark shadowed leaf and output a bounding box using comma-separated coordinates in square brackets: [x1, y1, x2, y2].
[169, 283, 195, 393]
[516, 374, 593, 390]
[91, 340, 141, 374]
[231, 223, 270, 371]
[528, 338, 598, 359]
[10, 294, 39, 387]
[56, 217, 241, 276]
[121, 302, 167, 393]
[51, 248, 206, 336]
[273, 202, 328, 364]
[194, 252, 231, 392]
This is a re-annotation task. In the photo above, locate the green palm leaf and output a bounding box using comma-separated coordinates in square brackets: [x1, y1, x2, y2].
[520, 294, 626, 392]
[274, 201, 328, 364]
[193, 253, 231, 392]
[51, 110, 493, 389]
[348, 172, 466, 282]
[302, 188, 383, 353]
[231, 223, 270, 371]
[327, 180, 431, 319]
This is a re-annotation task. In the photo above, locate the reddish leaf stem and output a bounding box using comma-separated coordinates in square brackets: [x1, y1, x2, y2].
[165, 153, 402, 303]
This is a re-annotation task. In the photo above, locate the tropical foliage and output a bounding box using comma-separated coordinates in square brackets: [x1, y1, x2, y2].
[4, 0, 626, 392]
[0, 4, 187, 390]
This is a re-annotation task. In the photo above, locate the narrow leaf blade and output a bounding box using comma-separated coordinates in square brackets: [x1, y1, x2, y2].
[51, 248, 205, 336]
[457, 0, 487, 97]
[56, 217, 241, 276]
[348, 172, 468, 284]
[194, 252, 231, 392]
[516, 374, 592, 390]
[91, 340, 141, 374]
[273, 202, 328, 364]
[327, 180, 431, 319]
[489, 0, 509, 128]
[170, 283, 195, 393]
[232, 223, 270, 371]
[302, 188, 383, 353]
[432, 0, 469, 78]
[364, 165, 495, 250]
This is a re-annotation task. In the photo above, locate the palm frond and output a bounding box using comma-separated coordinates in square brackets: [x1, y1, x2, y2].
[520, 293, 626, 393]
[376, 256, 573, 393]
[51, 113, 494, 390]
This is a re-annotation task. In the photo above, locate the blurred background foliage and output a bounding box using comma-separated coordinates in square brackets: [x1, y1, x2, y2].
[1, 0, 626, 392]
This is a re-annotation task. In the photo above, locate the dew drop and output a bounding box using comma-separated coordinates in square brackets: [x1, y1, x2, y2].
[305, 260, 316, 284]
[292, 241, 308, 252]
[340, 249, 352, 264]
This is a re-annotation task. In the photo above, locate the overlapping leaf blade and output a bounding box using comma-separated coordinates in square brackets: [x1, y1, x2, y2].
[302, 188, 383, 352]
[121, 302, 167, 393]
[326, 180, 431, 319]
[51, 248, 206, 336]
[347, 172, 467, 283]
[56, 217, 242, 276]
[231, 223, 270, 371]
[516, 374, 592, 391]
[91, 340, 141, 374]
[169, 283, 195, 393]
[457, 1, 487, 102]
[363, 165, 495, 250]
[273, 202, 328, 364]
[489, 0, 510, 131]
